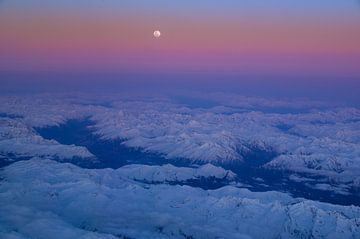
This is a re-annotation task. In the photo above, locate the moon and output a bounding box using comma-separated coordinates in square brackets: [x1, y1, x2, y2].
[153, 30, 161, 38]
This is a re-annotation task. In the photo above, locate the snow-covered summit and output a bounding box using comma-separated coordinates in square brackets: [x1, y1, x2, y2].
[0, 118, 94, 161]
[117, 163, 237, 183]
[1, 93, 360, 194]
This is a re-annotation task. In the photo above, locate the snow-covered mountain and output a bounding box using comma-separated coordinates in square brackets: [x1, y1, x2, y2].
[117, 163, 237, 183]
[0, 117, 94, 162]
[0, 93, 360, 195]
[1, 93, 360, 238]
[1, 158, 359, 239]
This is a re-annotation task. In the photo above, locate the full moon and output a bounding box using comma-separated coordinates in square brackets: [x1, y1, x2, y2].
[153, 30, 161, 38]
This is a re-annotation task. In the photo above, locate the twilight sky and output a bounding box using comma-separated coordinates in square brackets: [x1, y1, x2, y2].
[0, 0, 359, 103]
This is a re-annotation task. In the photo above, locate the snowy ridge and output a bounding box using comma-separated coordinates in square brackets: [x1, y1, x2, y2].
[0, 118, 94, 160]
[1, 94, 360, 193]
[0, 158, 359, 239]
[90, 100, 360, 193]
[91, 105, 276, 162]
[117, 163, 237, 183]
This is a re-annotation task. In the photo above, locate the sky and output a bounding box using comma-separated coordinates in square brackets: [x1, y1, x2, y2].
[0, 0, 360, 103]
